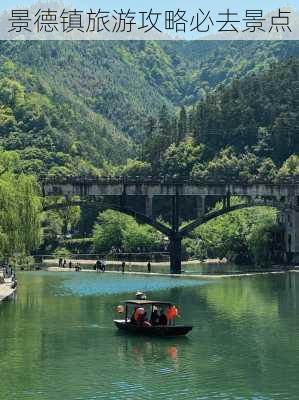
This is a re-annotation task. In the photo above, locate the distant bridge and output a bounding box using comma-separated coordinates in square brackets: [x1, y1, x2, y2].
[41, 177, 299, 273]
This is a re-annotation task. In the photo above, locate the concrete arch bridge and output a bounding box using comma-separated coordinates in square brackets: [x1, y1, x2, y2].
[42, 177, 299, 273]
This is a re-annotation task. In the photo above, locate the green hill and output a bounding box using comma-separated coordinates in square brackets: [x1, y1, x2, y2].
[0, 40, 298, 176]
[140, 58, 299, 180]
[190, 57, 299, 164]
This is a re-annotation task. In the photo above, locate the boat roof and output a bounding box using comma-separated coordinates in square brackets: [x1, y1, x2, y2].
[123, 300, 172, 306]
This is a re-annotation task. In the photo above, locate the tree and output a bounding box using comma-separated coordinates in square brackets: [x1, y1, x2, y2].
[123, 223, 162, 252]
[177, 106, 187, 143]
[257, 158, 277, 180]
[42, 210, 64, 240]
[162, 139, 204, 177]
[58, 205, 81, 235]
[93, 210, 129, 253]
[248, 222, 282, 267]
[92, 210, 163, 253]
[253, 127, 273, 158]
[0, 151, 42, 259]
[186, 203, 277, 265]
[277, 155, 299, 178]
[122, 159, 152, 177]
[142, 105, 174, 173]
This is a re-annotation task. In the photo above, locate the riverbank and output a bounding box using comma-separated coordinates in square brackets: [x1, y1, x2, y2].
[42, 258, 297, 277]
[42, 258, 236, 276]
[42, 258, 226, 269]
[47, 266, 294, 279]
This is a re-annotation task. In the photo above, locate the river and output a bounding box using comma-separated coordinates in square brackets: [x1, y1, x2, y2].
[1, 271, 299, 399]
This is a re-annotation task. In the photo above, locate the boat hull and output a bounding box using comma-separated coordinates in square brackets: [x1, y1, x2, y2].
[114, 320, 192, 336]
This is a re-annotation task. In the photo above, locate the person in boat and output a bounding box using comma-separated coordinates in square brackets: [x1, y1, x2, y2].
[138, 312, 152, 327]
[158, 310, 168, 326]
[133, 307, 144, 324]
[166, 305, 178, 326]
[130, 307, 138, 324]
[137, 311, 146, 326]
[137, 311, 148, 326]
[150, 306, 159, 326]
[135, 291, 146, 300]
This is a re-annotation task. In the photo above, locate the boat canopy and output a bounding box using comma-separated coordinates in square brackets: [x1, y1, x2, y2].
[122, 300, 172, 306]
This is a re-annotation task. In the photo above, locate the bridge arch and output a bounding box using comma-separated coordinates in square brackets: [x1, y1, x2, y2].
[43, 200, 172, 237]
[43, 198, 284, 238]
[41, 177, 299, 273]
[178, 201, 284, 237]
[43, 197, 288, 273]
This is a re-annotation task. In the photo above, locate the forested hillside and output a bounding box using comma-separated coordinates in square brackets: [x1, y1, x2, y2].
[139, 58, 299, 180]
[0, 57, 133, 176]
[0, 40, 298, 263]
[0, 40, 298, 176]
[191, 58, 299, 164]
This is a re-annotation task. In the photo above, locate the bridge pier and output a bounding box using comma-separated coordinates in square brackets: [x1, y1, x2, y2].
[222, 192, 231, 210]
[43, 177, 299, 271]
[280, 208, 299, 263]
[145, 195, 153, 218]
[196, 196, 206, 218]
[169, 235, 182, 274]
[170, 193, 182, 274]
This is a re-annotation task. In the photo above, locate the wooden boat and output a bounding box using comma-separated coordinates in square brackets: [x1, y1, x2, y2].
[114, 300, 193, 337]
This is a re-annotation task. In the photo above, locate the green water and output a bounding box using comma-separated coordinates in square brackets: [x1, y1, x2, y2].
[1, 271, 299, 400]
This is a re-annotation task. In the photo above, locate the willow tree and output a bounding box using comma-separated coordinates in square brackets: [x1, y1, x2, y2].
[0, 151, 42, 259]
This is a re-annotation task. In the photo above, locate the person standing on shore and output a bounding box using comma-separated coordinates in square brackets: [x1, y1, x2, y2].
[75, 262, 81, 272]
[121, 261, 125, 273]
[96, 260, 101, 273]
[147, 261, 151, 273]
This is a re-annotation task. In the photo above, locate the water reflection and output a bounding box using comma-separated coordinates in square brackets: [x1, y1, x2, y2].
[117, 333, 187, 368]
[1, 271, 299, 399]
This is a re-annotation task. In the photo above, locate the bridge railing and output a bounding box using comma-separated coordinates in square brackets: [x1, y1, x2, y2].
[40, 175, 299, 186]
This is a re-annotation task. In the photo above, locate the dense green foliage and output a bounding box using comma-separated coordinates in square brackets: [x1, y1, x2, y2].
[0, 150, 42, 260]
[141, 58, 299, 180]
[0, 58, 132, 177]
[183, 203, 280, 266]
[190, 59, 299, 164]
[277, 155, 299, 177]
[0, 41, 297, 177]
[92, 210, 164, 253]
[0, 41, 297, 266]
